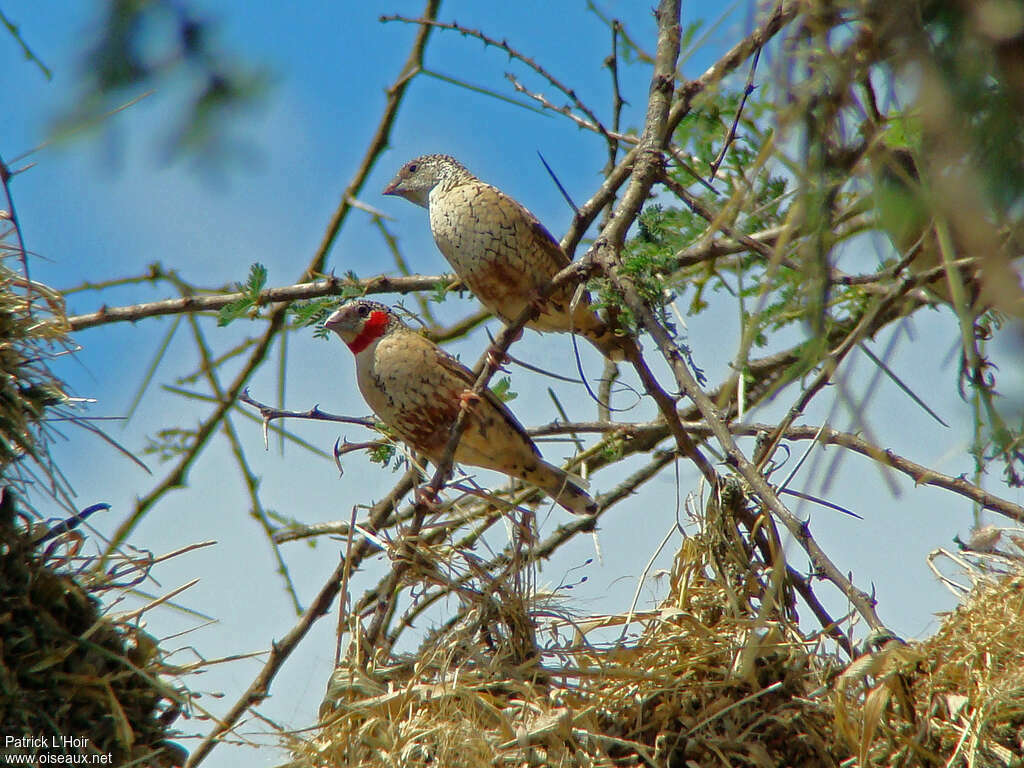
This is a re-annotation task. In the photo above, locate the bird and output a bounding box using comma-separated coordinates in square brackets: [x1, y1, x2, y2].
[382, 153, 632, 361]
[324, 299, 598, 516]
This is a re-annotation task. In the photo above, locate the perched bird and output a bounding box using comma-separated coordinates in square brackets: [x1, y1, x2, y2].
[383, 153, 632, 360]
[324, 299, 597, 516]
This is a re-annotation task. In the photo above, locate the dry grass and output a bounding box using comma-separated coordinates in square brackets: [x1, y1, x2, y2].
[0, 500, 190, 765]
[290, 520, 842, 767]
[0, 250, 72, 495]
[0, 234, 189, 764]
[834, 569, 1024, 767]
[287, 517, 1024, 768]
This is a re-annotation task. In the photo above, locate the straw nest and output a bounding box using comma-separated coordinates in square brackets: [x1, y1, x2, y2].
[290, 525, 838, 767]
[288, 522, 1024, 768]
[0, 242, 187, 763]
[0, 492, 189, 764]
[0, 251, 70, 485]
[834, 567, 1024, 766]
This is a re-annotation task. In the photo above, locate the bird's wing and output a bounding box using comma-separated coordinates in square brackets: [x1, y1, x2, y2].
[480, 183, 572, 273]
[430, 342, 541, 458]
[528, 216, 573, 272]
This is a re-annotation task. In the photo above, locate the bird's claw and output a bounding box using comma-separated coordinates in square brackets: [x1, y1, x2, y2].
[414, 486, 442, 509]
[486, 347, 511, 370]
[527, 289, 551, 315]
[459, 390, 483, 408]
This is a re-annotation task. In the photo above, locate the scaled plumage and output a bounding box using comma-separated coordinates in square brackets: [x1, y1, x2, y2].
[383, 153, 632, 360]
[324, 299, 597, 516]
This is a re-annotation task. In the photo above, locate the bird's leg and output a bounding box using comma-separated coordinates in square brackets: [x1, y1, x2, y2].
[414, 485, 442, 509]
[524, 286, 557, 321]
[459, 390, 483, 409]
[485, 344, 512, 371]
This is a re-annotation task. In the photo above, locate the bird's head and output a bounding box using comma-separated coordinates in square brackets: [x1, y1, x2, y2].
[382, 154, 468, 207]
[324, 300, 397, 354]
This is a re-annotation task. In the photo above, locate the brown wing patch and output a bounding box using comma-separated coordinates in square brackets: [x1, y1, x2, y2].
[527, 217, 571, 270]
[431, 347, 477, 389]
[431, 347, 540, 459]
[485, 182, 571, 273]
[391, 403, 459, 456]
[476, 386, 541, 458]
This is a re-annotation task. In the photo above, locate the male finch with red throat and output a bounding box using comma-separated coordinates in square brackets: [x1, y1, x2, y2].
[324, 299, 597, 516]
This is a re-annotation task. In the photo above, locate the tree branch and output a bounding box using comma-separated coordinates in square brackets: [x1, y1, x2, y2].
[65, 273, 451, 331]
[182, 468, 418, 768]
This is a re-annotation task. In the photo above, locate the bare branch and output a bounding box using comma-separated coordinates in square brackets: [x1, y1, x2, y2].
[183, 468, 418, 768]
[66, 273, 451, 331]
[730, 423, 1024, 525]
[708, 48, 761, 181]
[239, 389, 377, 431]
[105, 308, 288, 557]
[186, 315, 303, 613]
[381, 14, 612, 143]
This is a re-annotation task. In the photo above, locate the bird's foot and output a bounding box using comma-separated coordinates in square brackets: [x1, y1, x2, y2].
[486, 346, 511, 371]
[414, 485, 442, 509]
[459, 390, 483, 409]
[527, 288, 554, 315]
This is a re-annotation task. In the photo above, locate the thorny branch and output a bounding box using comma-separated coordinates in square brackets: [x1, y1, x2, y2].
[559, 0, 799, 257]
[670, 0, 799, 134]
[380, 14, 614, 145]
[226, 381, 1024, 533]
[180, 1, 444, 763]
[65, 273, 449, 331]
[586, 0, 716, 487]
[578, 0, 891, 632]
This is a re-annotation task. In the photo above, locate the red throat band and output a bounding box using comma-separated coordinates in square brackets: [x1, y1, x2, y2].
[347, 310, 390, 354]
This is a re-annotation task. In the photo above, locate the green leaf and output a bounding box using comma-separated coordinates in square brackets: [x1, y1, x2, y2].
[431, 280, 451, 304]
[218, 263, 268, 326]
[290, 298, 337, 332]
[369, 442, 397, 467]
[601, 437, 625, 462]
[217, 296, 254, 327]
[244, 262, 268, 295]
[491, 377, 518, 403]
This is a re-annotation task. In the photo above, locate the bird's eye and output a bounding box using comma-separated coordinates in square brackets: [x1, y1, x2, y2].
[407, 163, 418, 173]
[357, 305, 370, 317]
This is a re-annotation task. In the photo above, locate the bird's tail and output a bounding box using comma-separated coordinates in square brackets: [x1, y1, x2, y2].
[522, 460, 597, 516]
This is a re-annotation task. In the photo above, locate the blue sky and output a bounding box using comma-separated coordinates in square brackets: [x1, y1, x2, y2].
[3, 1, 1015, 765]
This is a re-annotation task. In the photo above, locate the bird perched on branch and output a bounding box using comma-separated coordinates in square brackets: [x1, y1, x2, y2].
[383, 153, 632, 361]
[324, 299, 597, 516]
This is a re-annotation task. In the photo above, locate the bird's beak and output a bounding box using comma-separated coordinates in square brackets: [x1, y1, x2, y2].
[323, 308, 345, 333]
[382, 178, 400, 196]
